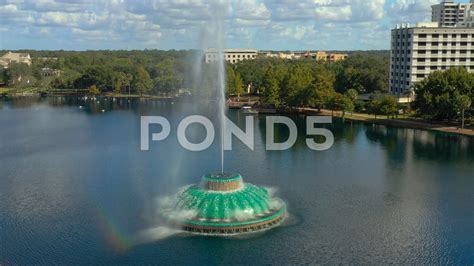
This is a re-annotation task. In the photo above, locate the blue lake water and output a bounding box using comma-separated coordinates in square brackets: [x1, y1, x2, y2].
[0, 97, 473, 264]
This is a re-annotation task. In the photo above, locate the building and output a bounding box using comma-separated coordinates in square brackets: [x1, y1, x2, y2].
[432, 0, 473, 27]
[0, 51, 32, 68]
[205, 48, 257, 64]
[327, 53, 349, 62]
[40, 68, 62, 77]
[315, 51, 328, 61]
[390, 22, 474, 95]
[457, 2, 474, 27]
[313, 51, 348, 62]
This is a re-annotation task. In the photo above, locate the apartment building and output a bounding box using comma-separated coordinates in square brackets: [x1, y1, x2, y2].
[390, 22, 474, 95]
[0, 51, 32, 68]
[432, 0, 472, 27]
[205, 48, 257, 64]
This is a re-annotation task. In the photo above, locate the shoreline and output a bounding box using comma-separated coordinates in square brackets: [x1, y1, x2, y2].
[1, 93, 472, 137]
[312, 108, 474, 137]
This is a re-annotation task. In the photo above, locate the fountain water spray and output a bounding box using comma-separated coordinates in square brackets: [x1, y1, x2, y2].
[152, 1, 287, 237]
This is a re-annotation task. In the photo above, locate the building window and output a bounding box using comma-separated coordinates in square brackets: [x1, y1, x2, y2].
[419, 34, 427, 38]
[432, 34, 439, 38]
[452, 34, 457, 38]
[431, 58, 438, 62]
[461, 34, 468, 38]
[416, 74, 425, 78]
[417, 58, 425, 62]
[417, 66, 425, 70]
[430, 66, 437, 70]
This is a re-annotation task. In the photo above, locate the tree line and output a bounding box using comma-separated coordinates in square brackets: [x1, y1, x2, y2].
[2, 49, 471, 124]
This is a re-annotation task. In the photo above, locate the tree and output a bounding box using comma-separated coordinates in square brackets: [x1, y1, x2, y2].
[379, 95, 399, 118]
[284, 64, 314, 107]
[112, 72, 131, 94]
[345, 88, 358, 114]
[367, 98, 382, 119]
[88, 84, 101, 95]
[326, 93, 353, 118]
[261, 65, 286, 107]
[335, 54, 390, 94]
[226, 66, 245, 97]
[153, 59, 183, 95]
[457, 94, 472, 129]
[413, 68, 474, 121]
[133, 66, 152, 95]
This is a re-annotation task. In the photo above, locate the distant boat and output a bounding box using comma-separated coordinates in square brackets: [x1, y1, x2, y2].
[241, 106, 258, 114]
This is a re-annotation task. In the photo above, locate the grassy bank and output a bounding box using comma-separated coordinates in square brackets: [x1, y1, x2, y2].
[316, 109, 474, 137]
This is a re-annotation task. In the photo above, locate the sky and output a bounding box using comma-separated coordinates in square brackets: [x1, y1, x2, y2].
[0, 0, 471, 51]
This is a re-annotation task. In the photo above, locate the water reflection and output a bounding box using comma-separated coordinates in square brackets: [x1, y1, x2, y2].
[1, 96, 473, 264]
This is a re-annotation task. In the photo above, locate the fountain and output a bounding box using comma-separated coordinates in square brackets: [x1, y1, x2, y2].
[161, 173, 286, 235]
[158, 2, 287, 236]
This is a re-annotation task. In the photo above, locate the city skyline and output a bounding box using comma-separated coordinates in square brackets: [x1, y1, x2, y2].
[1, 0, 472, 51]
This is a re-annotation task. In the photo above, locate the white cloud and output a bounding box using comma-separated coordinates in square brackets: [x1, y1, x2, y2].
[388, 0, 438, 24]
[0, 0, 394, 50]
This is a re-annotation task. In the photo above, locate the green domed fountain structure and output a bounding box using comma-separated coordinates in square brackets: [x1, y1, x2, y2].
[162, 173, 286, 235]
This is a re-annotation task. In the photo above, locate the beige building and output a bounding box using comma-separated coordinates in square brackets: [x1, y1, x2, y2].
[390, 22, 474, 95]
[205, 48, 257, 64]
[314, 51, 348, 62]
[0, 51, 32, 68]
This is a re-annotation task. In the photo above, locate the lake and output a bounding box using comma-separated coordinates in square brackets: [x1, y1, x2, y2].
[0, 96, 473, 264]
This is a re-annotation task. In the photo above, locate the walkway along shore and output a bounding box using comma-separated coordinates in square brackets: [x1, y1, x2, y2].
[305, 108, 474, 137]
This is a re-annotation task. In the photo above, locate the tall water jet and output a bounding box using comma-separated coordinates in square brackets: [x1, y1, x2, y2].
[213, 3, 227, 174]
[190, 1, 228, 173]
[158, 2, 288, 236]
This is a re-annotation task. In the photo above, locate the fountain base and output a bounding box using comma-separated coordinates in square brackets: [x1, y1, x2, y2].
[161, 173, 287, 235]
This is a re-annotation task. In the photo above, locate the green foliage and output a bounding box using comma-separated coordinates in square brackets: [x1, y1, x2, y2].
[326, 93, 353, 117]
[345, 88, 359, 103]
[379, 95, 399, 118]
[153, 58, 183, 94]
[367, 94, 399, 119]
[413, 68, 474, 121]
[112, 72, 132, 94]
[88, 84, 101, 95]
[226, 66, 245, 96]
[354, 100, 366, 112]
[133, 66, 152, 95]
[334, 54, 389, 94]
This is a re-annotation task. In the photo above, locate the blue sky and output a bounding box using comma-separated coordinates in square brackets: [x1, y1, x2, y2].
[0, 0, 471, 51]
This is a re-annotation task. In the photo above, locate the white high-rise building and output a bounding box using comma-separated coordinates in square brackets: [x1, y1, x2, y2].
[390, 22, 474, 96]
[205, 49, 257, 64]
[432, 0, 473, 27]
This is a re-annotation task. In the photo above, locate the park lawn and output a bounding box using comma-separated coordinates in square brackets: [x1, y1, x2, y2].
[0, 87, 12, 93]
